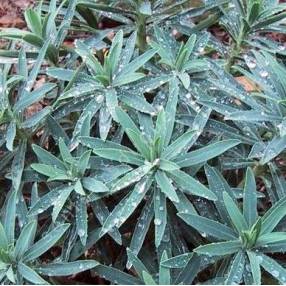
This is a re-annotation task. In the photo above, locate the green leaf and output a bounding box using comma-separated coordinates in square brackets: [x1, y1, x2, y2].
[175, 139, 240, 167]
[155, 170, 179, 203]
[14, 220, 37, 259]
[142, 271, 156, 285]
[92, 148, 145, 166]
[194, 240, 241, 256]
[52, 187, 73, 222]
[129, 195, 154, 257]
[91, 201, 122, 245]
[32, 144, 66, 170]
[79, 136, 131, 152]
[82, 178, 109, 193]
[164, 78, 179, 146]
[101, 175, 152, 237]
[107, 30, 123, 76]
[30, 163, 68, 179]
[36, 260, 98, 276]
[28, 186, 73, 219]
[173, 192, 197, 215]
[24, 9, 42, 36]
[178, 72, 190, 89]
[243, 167, 257, 226]
[225, 251, 245, 285]
[158, 159, 180, 171]
[120, 93, 156, 115]
[4, 191, 17, 244]
[178, 213, 237, 240]
[154, 109, 167, 155]
[58, 137, 73, 163]
[114, 49, 157, 85]
[76, 196, 88, 245]
[261, 196, 286, 234]
[14, 83, 56, 112]
[11, 140, 27, 192]
[168, 169, 217, 201]
[23, 224, 70, 262]
[159, 251, 171, 285]
[260, 254, 286, 284]
[115, 107, 141, 134]
[255, 232, 286, 247]
[162, 130, 195, 160]
[0, 222, 8, 249]
[6, 121, 16, 151]
[24, 38, 52, 88]
[223, 192, 248, 235]
[74, 180, 86, 197]
[138, 1, 152, 15]
[260, 136, 286, 165]
[161, 253, 193, 268]
[110, 164, 152, 193]
[247, 251, 261, 285]
[18, 262, 48, 285]
[95, 264, 141, 284]
[154, 188, 167, 247]
[6, 266, 16, 283]
[77, 150, 91, 176]
[21, 106, 52, 129]
[204, 165, 234, 225]
[126, 248, 149, 280]
[125, 128, 151, 159]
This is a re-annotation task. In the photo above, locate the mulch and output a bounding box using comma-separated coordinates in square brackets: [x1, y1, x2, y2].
[0, 0, 34, 28]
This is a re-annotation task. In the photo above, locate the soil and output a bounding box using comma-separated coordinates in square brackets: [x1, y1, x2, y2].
[0, 0, 34, 28]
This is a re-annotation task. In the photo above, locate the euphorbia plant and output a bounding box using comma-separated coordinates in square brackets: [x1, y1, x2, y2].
[80, 79, 240, 248]
[179, 167, 286, 284]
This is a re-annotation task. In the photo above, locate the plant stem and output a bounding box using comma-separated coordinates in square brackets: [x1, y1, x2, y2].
[136, 14, 147, 52]
[225, 25, 245, 73]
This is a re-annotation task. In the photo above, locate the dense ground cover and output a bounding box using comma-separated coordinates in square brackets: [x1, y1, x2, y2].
[1, 0, 286, 284]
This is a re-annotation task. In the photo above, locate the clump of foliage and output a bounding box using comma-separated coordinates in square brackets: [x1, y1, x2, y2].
[1, 0, 286, 284]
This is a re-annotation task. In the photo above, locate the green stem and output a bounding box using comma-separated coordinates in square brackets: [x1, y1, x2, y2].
[225, 26, 245, 73]
[136, 14, 147, 52]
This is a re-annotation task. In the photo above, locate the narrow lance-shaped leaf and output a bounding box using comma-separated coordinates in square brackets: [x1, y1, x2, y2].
[168, 169, 217, 201]
[159, 251, 171, 285]
[194, 240, 241, 256]
[177, 213, 237, 240]
[225, 251, 245, 285]
[243, 167, 257, 226]
[261, 196, 286, 234]
[175, 139, 240, 167]
[129, 195, 154, 257]
[11, 140, 27, 192]
[23, 224, 70, 262]
[259, 254, 286, 284]
[35, 260, 99, 276]
[155, 170, 179, 203]
[223, 192, 248, 235]
[126, 248, 149, 280]
[14, 220, 37, 259]
[76, 196, 88, 245]
[100, 175, 152, 237]
[18, 262, 48, 285]
[4, 191, 17, 244]
[154, 188, 167, 248]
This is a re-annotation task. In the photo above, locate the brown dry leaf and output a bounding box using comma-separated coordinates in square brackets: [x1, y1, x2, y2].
[235, 76, 257, 92]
